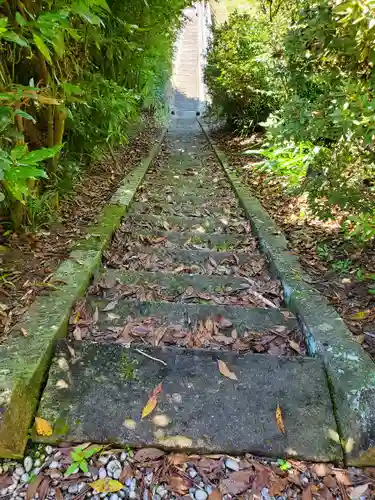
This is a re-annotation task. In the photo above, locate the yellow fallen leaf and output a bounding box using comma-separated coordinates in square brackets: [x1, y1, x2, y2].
[275, 402, 285, 434]
[89, 479, 123, 493]
[217, 360, 237, 380]
[35, 417, 53, 437]
[350, 310, 370, 320]
[141, 383, 163, 419]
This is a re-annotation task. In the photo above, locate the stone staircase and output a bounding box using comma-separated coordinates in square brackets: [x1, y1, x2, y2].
[37, 120, 341, 462]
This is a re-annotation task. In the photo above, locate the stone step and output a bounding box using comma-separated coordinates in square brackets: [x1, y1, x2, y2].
[113, 229, 255, 250]
[106, 246, 267, 277]
[130, 201, 242, 218]
[127, 214, 249, 234]
[86, 298, 295, 335]
[36, 342, 341, 461]
[96, 268, 282, 308]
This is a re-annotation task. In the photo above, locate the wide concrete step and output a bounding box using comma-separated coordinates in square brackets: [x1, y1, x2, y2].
[37, 342, 341, 461]
[95, 268, 283, 308]
[86, 298, 296, 335]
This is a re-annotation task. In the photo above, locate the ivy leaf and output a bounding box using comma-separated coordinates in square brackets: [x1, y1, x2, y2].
[65, 463, 79, 477]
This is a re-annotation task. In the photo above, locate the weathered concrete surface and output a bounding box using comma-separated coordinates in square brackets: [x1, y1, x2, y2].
[200, 120, 375, 465]
[37, 342, 341, 461]
[0, 129, 166, 458]
[87, 298, 297, 335]
[128, 214, 242, 233]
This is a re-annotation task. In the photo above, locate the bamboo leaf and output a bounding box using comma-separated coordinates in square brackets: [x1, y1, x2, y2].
[33, 33, 52, 63]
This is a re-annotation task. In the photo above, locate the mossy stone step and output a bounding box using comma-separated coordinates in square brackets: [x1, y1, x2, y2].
[130, 202, 242, 217]
[86, 299, 294, 334]
[128, 214, 244, 233]
[36, 342, 341, 461]
[116, 230, 253, 250]
[97, 268, 277, 306]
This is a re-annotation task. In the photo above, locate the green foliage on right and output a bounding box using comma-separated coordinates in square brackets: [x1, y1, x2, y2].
[205, 0, 375, 244]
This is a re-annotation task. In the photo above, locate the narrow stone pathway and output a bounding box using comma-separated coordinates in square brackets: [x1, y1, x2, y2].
[37, 0, 340, 467]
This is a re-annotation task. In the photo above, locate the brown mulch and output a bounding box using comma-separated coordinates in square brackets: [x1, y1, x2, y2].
[0, 115, 162, 341]
[212, 130, 375, 360]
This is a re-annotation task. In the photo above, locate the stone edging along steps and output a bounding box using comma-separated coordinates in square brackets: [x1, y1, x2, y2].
[198, 119, 375, 466]
[0, 129, 166, 459]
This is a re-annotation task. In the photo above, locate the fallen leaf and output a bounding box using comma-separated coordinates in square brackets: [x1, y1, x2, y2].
[35, 416, 53, 436]
[350, 310, 370, 320]
[167, 475, 190, 495]
[217, 359, 238, 380]
[269, 477, 289, 496]
[218, 317, 233, 328]
[89, 479, 123, 493]
[141, 383, 163, 419]
[38, 478, 50, 500]
[26, 474, 43, 500]
[102, 300, 118, 312]
[119, 464, 134, 483]
[72, 326, 82, 341]
[21, 327, 28, 337]
[55, 487, 63, 500]
[208, 488, 222, 500]
[92, 307, 99, 324]
[302, 485, 313, 500]
[134, 448, 166, 462]
[349, 483, 369, 499]
[289, 340, 301, 353]
[220, 469, 255, 495]
[275, 402, 285, 434]
[312, 463, 331, 477]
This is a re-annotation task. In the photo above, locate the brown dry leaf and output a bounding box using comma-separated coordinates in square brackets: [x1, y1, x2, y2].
[217, 360, 238, 380]
[302, 485, 313, 500]
[334, 470, 352, 486]
[289, 340, 301, 353]
[153, 326, 167, 346]
[38, 478, 51, 500]
[323, 475, 338, 489]
[167, 453, 189, 466]
[208, 489, 222, 500]
[275, 402, 285, 434]
[134, 447, 165, 462]
[319, 486, 335, 500]
[0, 475, 12, 489]
[167, 475, 190, 495]
[26, 474, 43, 500]
[349, 483, 370, 499]
[220, 469, 255, 495]
[269, 477, 289, 496]
[218, 317, 233, 328]
[21, 327, 28, 337]
[119, 464, 134, 483]
[72, 326, 82, 341]
[312, 463, 331, 477]
[55, 487, 63, 500]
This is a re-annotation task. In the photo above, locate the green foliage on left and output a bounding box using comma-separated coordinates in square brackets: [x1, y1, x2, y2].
[0, 0, 188, 228]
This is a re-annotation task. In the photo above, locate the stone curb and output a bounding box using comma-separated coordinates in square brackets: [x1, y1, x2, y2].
[199, 119, 375, 466]
[0, 129, 166, 459]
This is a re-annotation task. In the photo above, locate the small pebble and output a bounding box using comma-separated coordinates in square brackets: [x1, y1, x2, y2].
[49, 461, 60, 469]
[195, 491, 208, 500]
[261, 487, 271, 500]
[15, 466, 25, 477]
[49, 471, 61, 480]
[20, 473, 29, 483]
[53, 452, 62, 460]
[156, 486, 167, 498]
[109, 495, 119, 500]
[119, 491, 127, 499]
[120, 453, 127, 462]
[12, 472, 20, 482]
[129, 493, 137, 500]
[31, 467, 41, 476]
[3, 464, 9, 473]
[143, 491, 149, 500]
[152, 495, 161, 500]
[188, 468, 197, 479]
[45, 446, 53, 455]
[68, 484, 79, 494]
[99, 456, 109, 466]
[99, 468, 107, 480]
[23, 457, 33, 473]
[205, 485, 213, 495]
[8, 484, 17, 493]
[92, 497, 99, 500]
[144, 472, 153, 487]
[129, 478, 137, 492]
[0, 489, 8, 496]
[225, 458, 240, 472]
[34, 459, 41, 468]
